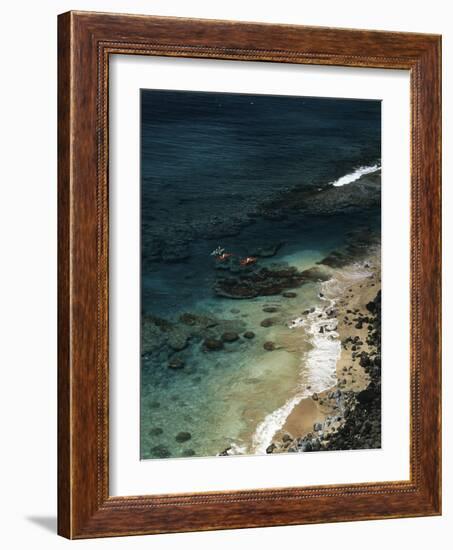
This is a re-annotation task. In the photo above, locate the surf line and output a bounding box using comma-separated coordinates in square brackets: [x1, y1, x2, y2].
[330, 164, 381, 187]
[251, 286, 341, 455]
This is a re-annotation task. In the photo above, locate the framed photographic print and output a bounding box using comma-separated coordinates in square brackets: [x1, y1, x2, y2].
[58, 11, 441, 538]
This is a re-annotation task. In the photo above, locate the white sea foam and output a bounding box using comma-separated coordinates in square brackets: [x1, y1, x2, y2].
[251, 261, 375, 455]
[225, 442, 248, 456]
[251, 286, 341, 455]
[251, 393, 309, 455]
[288, 317, 306, 329]
[330, 164, 381, 187]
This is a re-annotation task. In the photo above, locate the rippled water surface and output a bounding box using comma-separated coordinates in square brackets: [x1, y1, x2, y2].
[140, 90, 381, 459]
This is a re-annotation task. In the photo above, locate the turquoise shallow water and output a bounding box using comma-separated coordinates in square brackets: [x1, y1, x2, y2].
[140, 239, 373, 459]
[140, 89, 381, 460]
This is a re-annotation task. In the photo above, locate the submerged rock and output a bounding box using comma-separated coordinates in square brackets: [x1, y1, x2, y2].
[259, 171, 381, 219]
[168, 357, 185, 369]
[149, 427, 163, 436]
[150, 445, 170, 458]
[179, 312, 218, 329]
[221, 331, 239, 343]
[262, 306, 279, 313]
[175, 431, 192, 443]
[203, 338, 224, 351]
[263, 341, 276, 351]
[214, 264, 306, 299]
[260, 317, 278, 327]
[142, 311, 247, 361]
[243, 331, 255, 339]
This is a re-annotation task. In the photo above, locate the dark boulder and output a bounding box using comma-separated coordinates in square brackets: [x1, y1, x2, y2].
[175, 431, 192, 443]
[214, 265, 306, 299]
[266, 443, 276, 454]
[221, 331, 239, 343]
[260, 317, 278, 327]
[168, 357, 185, 369]
[359, 352, 370, 368]
[357, 387, 378, 405]
[203, 338, 224, 351]
[150, 445, 171, 458]
[263, 306, 279, 313]
[263, 341, 276, 351]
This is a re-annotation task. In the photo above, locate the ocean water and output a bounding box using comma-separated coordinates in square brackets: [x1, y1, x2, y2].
[140, 89, 381, 460]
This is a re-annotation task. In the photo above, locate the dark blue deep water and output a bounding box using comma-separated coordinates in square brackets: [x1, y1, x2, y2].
[140, 90, 381, 460]
[141, 90, 380, 197]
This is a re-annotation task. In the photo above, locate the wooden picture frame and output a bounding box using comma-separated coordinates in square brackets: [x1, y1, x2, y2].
[58, 10, 441, 539]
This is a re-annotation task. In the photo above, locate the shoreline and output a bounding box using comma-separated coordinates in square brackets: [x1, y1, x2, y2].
[140, 169, 382, 459]
[141, 241, 381, 459]
[266, 249, 381, 454]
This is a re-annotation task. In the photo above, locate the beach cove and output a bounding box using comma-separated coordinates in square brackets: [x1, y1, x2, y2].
[140, 90, 381, 460]
[267, 249, 381, 454]
[140, 172, 381, 459]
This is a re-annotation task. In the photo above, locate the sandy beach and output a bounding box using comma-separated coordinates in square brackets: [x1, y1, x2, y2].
[139, 88, 382, 460]
[268, 249, 381, 453]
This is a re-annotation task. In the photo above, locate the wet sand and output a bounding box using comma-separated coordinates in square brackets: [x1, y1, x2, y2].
[271, 250, 381, 451]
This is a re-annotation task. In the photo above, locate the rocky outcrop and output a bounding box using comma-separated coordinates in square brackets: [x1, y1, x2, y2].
[311, 291, 381, 451]
[263, 341, 277, 351]
[259, 171, 381, 220]
[142, 170, 380, 270]
[318, 229, 380, 269]
[142, 311, 247, 362]
[175, 431, 192, 443]
[203, 338, 224, 351]
[267, 289, 381, 455]
[214, 264, 314, 299]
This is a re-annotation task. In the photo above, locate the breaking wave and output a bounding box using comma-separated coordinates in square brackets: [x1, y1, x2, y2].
[251, 261, 375, 455]
[251, 284, 341, 454]
[330, 164, 380, 187]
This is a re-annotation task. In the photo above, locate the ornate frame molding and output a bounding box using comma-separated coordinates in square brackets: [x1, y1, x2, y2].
[58, 11, 441, 538]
